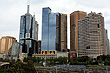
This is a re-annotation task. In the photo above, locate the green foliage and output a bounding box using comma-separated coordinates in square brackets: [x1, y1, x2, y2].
[23, 57, 28, 62]
[2, 59, 36, 73]
[57, 56, 68, 64]
[23, 57, 42, 63]
[22, 55, 110, 66]
[0, 69, 8, 73]
[2, 59, 10, 62]
[76, 56, 91, 62]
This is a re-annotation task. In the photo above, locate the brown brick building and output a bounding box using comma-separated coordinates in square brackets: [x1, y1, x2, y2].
[56, 13, 67, 52]
[70, 11, 87, 54]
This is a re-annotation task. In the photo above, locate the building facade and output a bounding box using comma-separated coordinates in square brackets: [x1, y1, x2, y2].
[0, 36, 16, 54]
[78, 12, 105, 58]
[105, 30, 109, 55]
[70, 11, 87, 55]
[10, 42, 22, 59]
[38, 40, 41, 54]
[19, 5, 39, 56]
[59, 14, 67, 51]
[41, 7, 67, 54]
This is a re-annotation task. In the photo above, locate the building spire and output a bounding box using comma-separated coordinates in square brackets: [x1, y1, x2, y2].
[27, 5, 30, 14]
[27, 0, 30, 14]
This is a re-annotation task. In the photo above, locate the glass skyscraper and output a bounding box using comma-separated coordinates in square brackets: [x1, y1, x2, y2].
[19, 5, 39, 56]
[41, 7, 67, 54]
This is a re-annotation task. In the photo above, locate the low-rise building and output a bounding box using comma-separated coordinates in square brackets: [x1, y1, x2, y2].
[57, 52, 68, 58]
[32, 52, 68, 59]
[0, 36, 16, 54]
[68, 51, 77, 61]
[10, 42, 22, 60]
[19, 53, 28, 61]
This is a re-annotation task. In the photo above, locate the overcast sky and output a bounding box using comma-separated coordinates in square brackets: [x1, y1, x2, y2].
[0, 0, 110, 49]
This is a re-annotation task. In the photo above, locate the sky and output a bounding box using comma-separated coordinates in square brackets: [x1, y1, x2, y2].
[0, 0, 110, 49]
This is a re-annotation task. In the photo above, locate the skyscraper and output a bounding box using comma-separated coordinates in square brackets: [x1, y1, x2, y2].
[41, 7, 67, 54]
[19, 5, 39, 56]
[70, 11, 87, 54]
[78, 12, 105, 58]
[56, 13, 67, 51]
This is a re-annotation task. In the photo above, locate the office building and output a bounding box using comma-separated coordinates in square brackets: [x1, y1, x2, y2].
[10, 42, 22, 59]
[32, 52, 68, 59]
[41, 7, 67, 54]
[78, 12, 105, 58]
[59, 13, 67, 51]
[19, 5, 39, 56]
[0, 36, 16, 54]
[70, 11, 87, 55]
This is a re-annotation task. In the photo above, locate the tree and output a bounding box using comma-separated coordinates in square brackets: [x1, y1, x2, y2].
[36, 57, 41, 63]
[23, 57, 28, 62]
[57, 56, 68, 64]
[6, 59, 36, 73]
[30, 57, 36, 62]
[97, 58, 102, 63]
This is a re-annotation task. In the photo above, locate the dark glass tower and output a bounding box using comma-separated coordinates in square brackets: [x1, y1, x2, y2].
[19, 5, 39, 56]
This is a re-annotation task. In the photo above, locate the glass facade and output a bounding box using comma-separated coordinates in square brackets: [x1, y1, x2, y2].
[10, 42, 22, 57]
[41, 7, 67, 52]
[19, 16, 26, 44]
[19, 5, 39, 55]
[49, 14, 56, 51]
[41, 7, 57, 51]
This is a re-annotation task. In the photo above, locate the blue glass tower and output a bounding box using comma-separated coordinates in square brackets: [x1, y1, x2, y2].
[41, 7, 67, 54]
[19, 5, 39, 56]
[41, 7, 56, 52]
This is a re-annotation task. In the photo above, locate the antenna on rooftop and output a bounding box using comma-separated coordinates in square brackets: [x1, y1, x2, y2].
[27, 0, 30, 14]
[27, 0, 30, 5]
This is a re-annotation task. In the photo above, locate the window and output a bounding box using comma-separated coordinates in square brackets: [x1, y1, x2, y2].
[53, 51, 55, 54]
[45, 51, 47, 54]
[86, 46, 90, 49]
[98, 24, 100, 28]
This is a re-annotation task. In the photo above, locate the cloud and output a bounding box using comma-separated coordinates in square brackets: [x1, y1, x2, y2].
[74, 0, 110, 8]
[0, 0, 110, 49]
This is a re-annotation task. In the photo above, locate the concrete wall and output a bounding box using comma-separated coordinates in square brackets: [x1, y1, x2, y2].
[57, 52, 68, 58]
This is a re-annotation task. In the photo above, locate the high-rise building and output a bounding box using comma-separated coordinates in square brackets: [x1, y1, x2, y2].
[19, 5, 39, 56]
[60, 14, 67, 51]
[0, 36, 16, 54]
[41, 7, 67, 54]
[56, 13, 67, 51]
[70, 11, 87, 54]
[78, 12, 105, 58]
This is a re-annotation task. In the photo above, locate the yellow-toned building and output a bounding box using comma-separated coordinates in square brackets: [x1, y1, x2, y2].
[0, 36, 16, 54]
